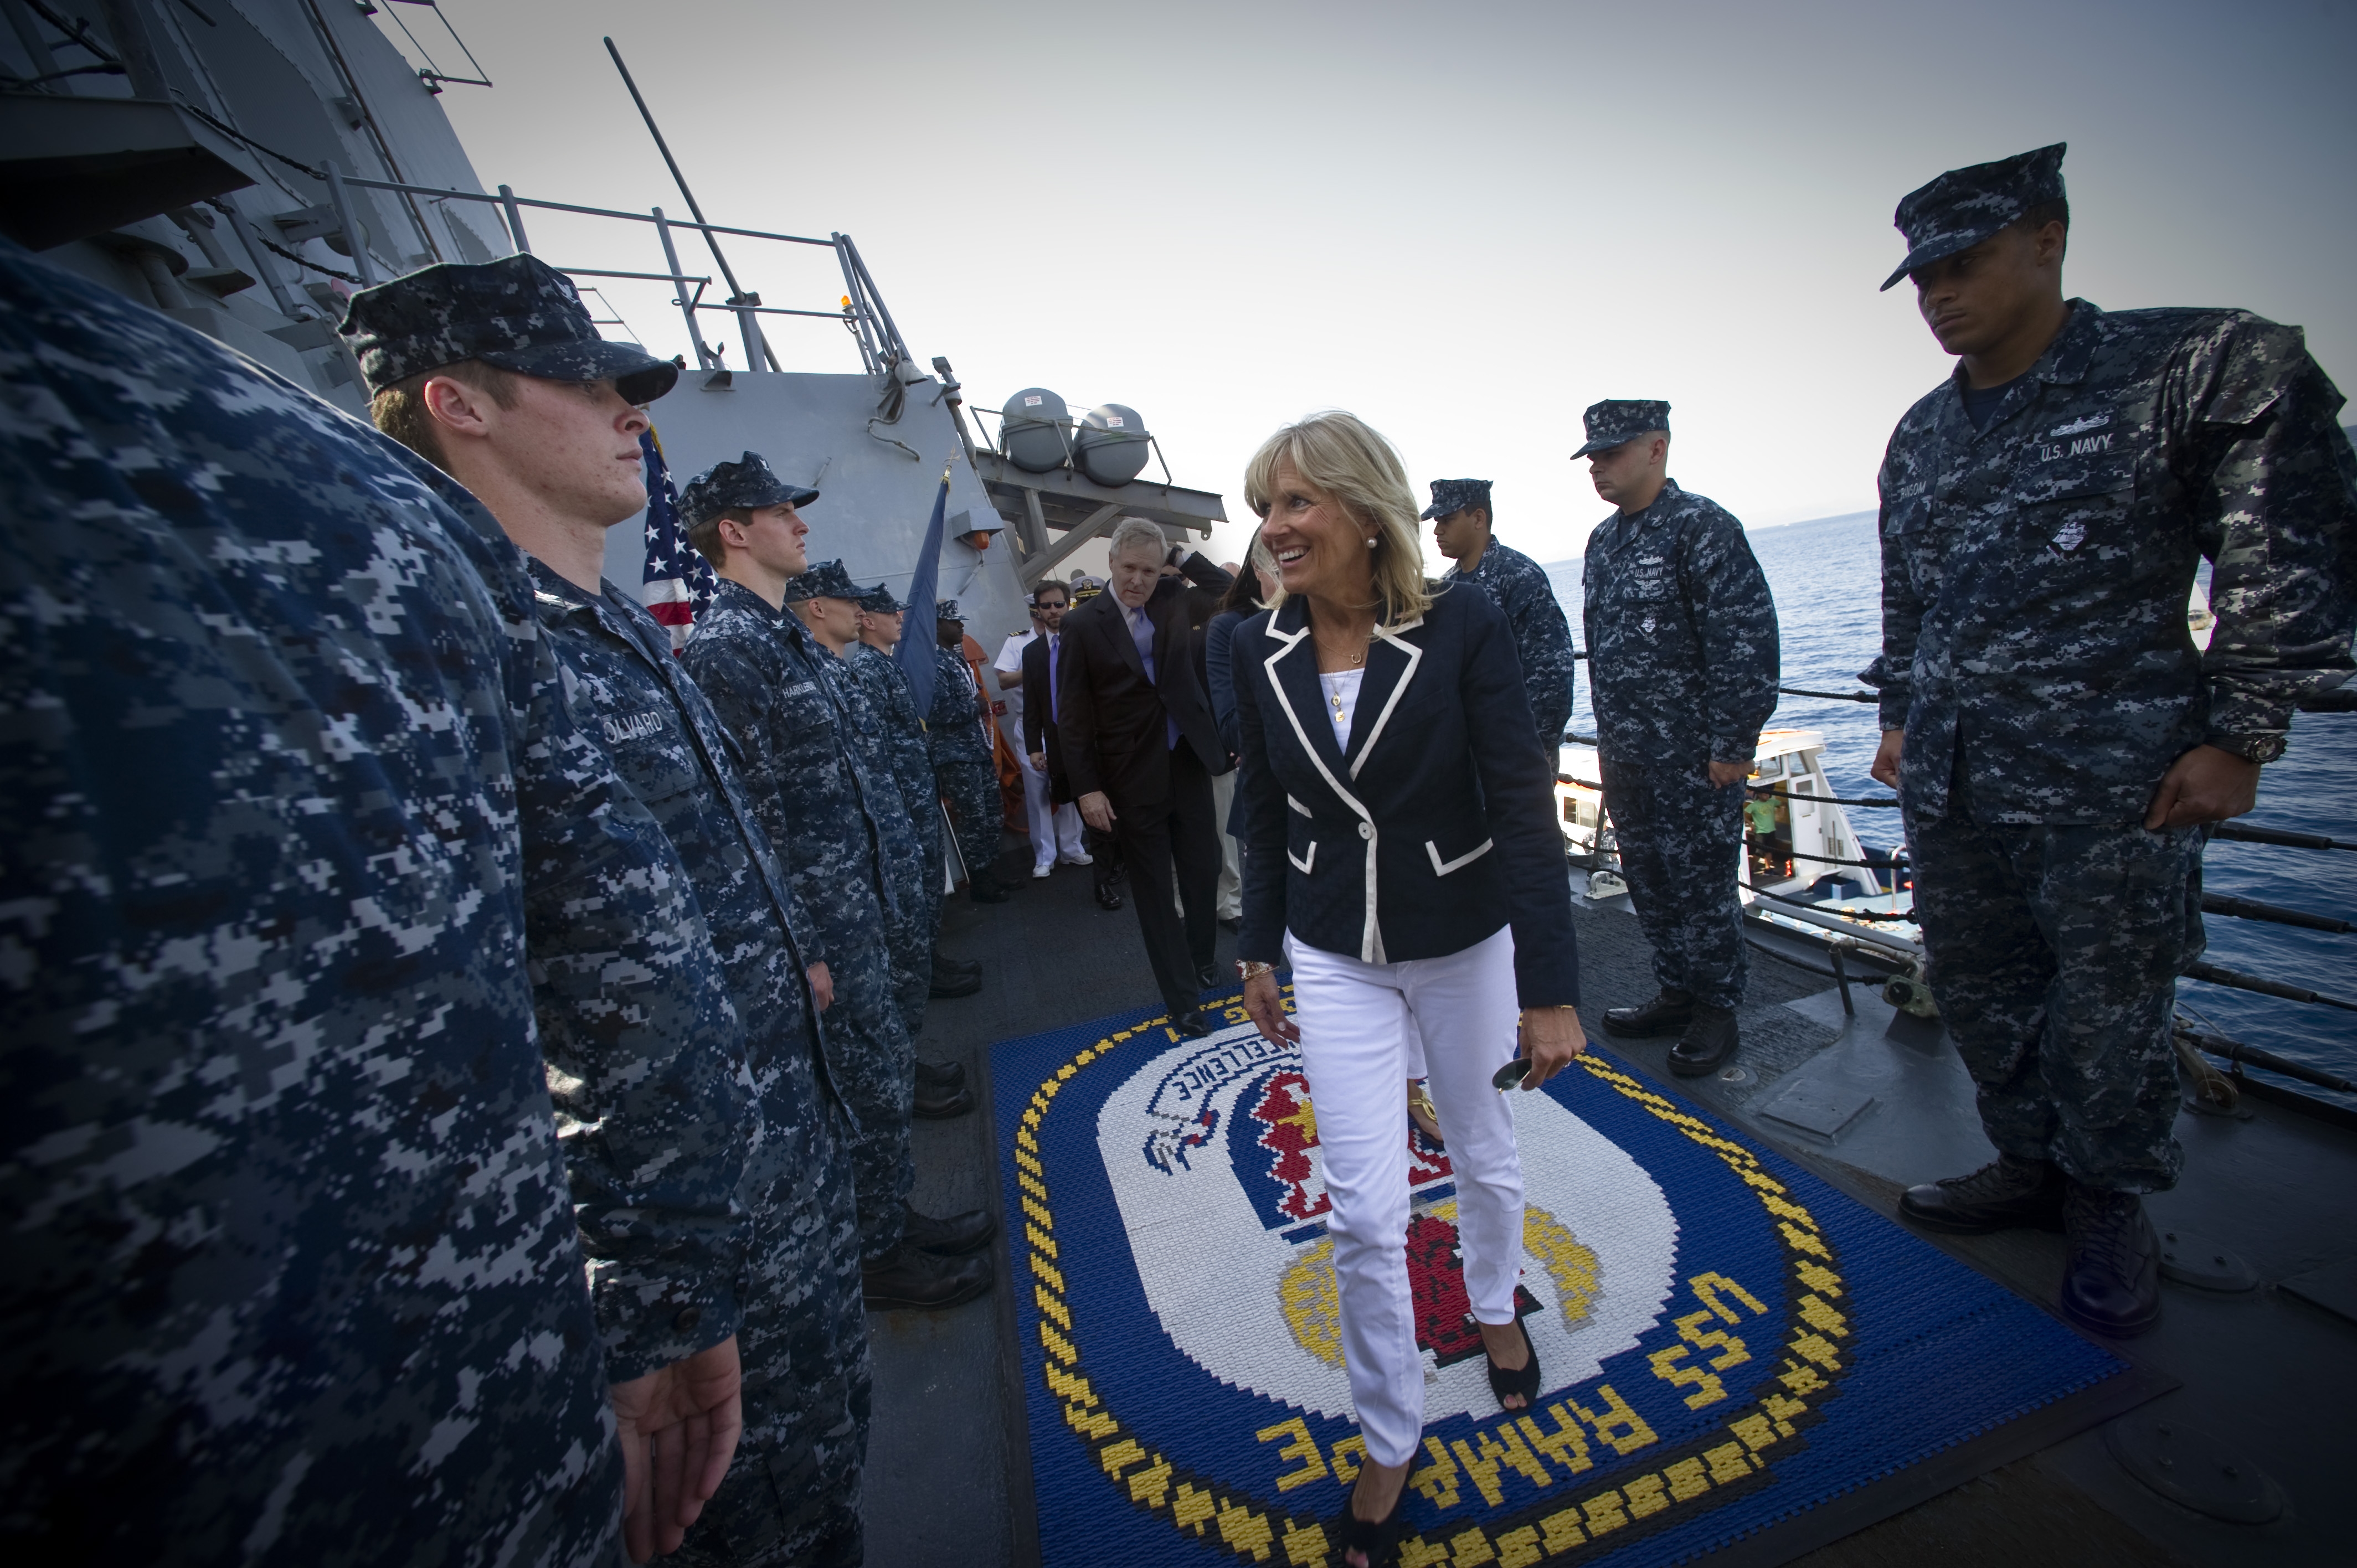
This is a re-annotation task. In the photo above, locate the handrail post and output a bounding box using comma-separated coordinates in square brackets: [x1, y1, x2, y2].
[498, 184, 530, 254]
[653, 207, 716, 369]
[322, 159, 379, 286]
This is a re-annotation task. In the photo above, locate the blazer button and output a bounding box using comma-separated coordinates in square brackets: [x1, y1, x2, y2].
[1358, 822, 1372, 840]
[673, 1306, 702, 1332]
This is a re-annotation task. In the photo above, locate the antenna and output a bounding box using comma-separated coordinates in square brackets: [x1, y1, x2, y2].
[603, 36, 776, 371]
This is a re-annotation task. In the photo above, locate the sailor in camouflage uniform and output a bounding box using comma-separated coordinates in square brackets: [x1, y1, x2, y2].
[930, 600, 1011, 901]
[342, 258, 879, 1562]
[1424, 478, 1578, 746]
[1579, 400, 1781, 1077]
[851, 585, 986, 1004]
[787, 563, 979, 1120]
[1867, 145, 2357, 1336]
[677, 458, 996, 1312]
[0, 242, 739, 1564]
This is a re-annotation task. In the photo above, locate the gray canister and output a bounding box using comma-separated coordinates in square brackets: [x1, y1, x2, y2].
[1075, 403, 1149, 486]
[1002, 387, 1071, 473]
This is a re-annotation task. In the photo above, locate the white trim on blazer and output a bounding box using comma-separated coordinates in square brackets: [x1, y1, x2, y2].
[1261, 616, 1428, 964]
[1425, 837, 1494, 875]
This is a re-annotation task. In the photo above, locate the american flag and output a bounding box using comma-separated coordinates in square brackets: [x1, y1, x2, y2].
[640, 427, 717, 653]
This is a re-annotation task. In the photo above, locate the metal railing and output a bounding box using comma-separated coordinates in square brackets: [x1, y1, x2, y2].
[326, 172, 909, 378]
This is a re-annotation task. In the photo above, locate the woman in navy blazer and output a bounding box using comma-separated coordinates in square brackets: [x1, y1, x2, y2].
[1233, 412, 1585, 1566]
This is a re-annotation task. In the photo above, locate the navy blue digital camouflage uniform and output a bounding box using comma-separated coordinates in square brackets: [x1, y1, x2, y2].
[685, 578, 920, 1260]
[791, 563, 934, 1041]
[343, 251, 869, 1562]
[846, 626, 946, 965]
[929, 607, 1003, 885]
[1425, 479, 1578, 746]
[0, 243, 639, 1563]
[833, 651, 936, 1039]
[1581, 402, 1781, 1012]
[1875, 149, 2357, 1192]
[524, 565, 872, 1565]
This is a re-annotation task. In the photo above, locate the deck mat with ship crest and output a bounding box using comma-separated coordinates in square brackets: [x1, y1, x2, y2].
[993, 993, 2131, 1567]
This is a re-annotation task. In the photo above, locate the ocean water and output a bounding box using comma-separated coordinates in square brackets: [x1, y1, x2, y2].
[1541, 509, 2356, 1102]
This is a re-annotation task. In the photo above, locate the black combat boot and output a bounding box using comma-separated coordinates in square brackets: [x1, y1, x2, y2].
[914, 1074, 976, 1120]
[967, 874, 1009, 905]
[1667, 1004, 1738, 1077]
[1898, 1154, 2067, 1234]
[904, 1201, 996, 1256]
[2059, 1183, 2162, 1337]
[930, 960, 981, 999]
[861, 1242, 992, 1310]
[915, 1056, 967, 1093]
[1603, 989, 1694, 1038]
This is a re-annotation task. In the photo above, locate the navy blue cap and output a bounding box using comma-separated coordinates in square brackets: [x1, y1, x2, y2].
[935, 599, 966, 622]
[1882, 143, 2067, 291]
[782, 559, 868, 604]
[857, 584, 905, 614]
[678, 452, 820, 530]
[1421, 478, 1493, 522]
[1572, 400, 1670, 458]
[340, 254, 678, 403]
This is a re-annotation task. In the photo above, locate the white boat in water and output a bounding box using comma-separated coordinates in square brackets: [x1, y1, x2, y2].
[1558, 726, 1922, 961]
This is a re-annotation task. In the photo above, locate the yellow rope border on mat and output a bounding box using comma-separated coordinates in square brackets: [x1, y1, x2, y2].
[1015, 1009, 1853, 1567]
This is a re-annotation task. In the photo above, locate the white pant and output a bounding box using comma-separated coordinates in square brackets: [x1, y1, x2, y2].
[1210, 768, 1243, 920]
[1284, 925, 1525, 1468]
[1018, 750, 1083, 869]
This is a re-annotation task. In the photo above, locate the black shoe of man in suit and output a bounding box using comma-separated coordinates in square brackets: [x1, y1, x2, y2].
[1094, 882, 1124, 912]
[1172, 1009, 1215, 1038]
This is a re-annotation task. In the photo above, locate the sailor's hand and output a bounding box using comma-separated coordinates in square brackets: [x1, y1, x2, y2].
[1706, 760, 1748, 788]
[2144, 744, 2261, 831]
[806, 962, 834, 1013]
[1869, 729, 1904, 790]
[611, 1335, 744, 1562]
[1243, 970, 1298, 1046]
[1516, 1006, 1587, 1090]
[1079, 791, 1116, 832]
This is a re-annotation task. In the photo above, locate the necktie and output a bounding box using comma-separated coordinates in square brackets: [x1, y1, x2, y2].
[1129, 605, 1178, 750]
[1048, 633, 1060, 724]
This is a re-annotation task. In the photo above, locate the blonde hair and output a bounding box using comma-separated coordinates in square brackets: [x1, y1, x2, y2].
[1242, 410, 1432, 623]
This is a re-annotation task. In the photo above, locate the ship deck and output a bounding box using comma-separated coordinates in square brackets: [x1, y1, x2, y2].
[868, 843, 2357, 1567]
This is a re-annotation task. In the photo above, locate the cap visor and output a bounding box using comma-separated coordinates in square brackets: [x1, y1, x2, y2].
[1571, 437, 1631, 458]
[480, 339, 681, 403]
[1418, 503, 1444, 520]
[1879, 228, 1996, 292]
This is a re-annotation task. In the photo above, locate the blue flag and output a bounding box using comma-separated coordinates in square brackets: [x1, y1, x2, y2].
[896, 461, 952, 711]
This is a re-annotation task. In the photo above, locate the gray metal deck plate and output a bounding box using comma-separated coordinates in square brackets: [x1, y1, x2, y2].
[2279, 1256, 2357, 1325]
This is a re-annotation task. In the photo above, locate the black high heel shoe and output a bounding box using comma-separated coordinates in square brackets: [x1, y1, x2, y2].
[1332, 1482, 1411, 1568]
[1485, 1317, 1541, 1412]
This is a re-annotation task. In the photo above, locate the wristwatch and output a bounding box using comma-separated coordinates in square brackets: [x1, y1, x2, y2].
[1237, 960, 1275, 982]
[2208, 733, 2287, 765]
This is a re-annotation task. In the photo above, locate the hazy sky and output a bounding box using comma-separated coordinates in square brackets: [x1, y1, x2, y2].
[391, 0, 2356, 567]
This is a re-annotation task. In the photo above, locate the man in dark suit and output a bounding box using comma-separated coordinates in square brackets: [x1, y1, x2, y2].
[1057, 518, 1234, 1033]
